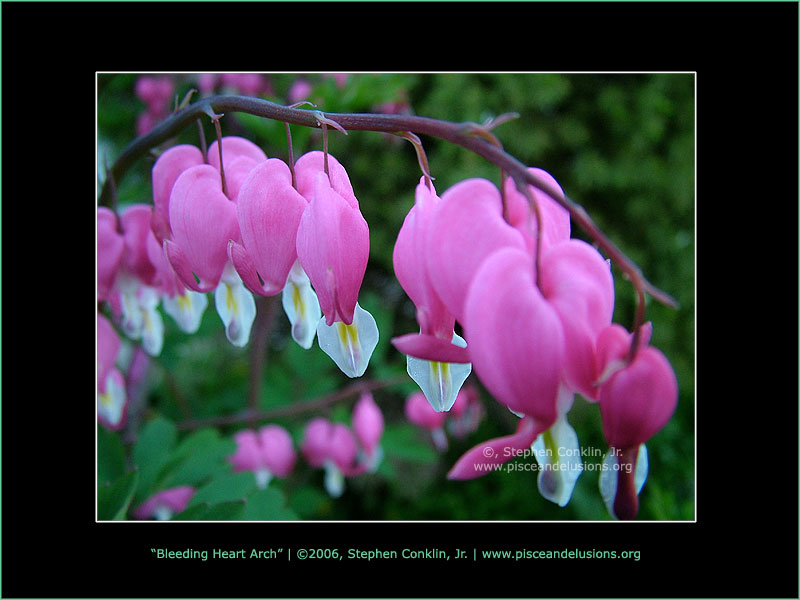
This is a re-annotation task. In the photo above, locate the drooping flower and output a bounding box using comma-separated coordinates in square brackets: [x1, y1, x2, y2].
[163, 161, 256, 346]
[145, 228, 207, 334]
[501, 169, 571, 256]
[392, 178, 472, 412]
[595, 324, 678, 520]
[446, 384, 484, 439]
[300, 418, 363, 497]
[294, 152, 378, 377]
[352, 391, 384, 471]
[229, 425, 297, 489]
[97, 207, 125, 303]
[424, 178, 527, 326]
[448, 247, 565, 480]
[227, 158, 322, 349]
[539, 239, 615, 401]
[97, 313, 127, 430]
[133, 486, 195, 520]
[405, 391, 449, 452]
[106, 204, 165, 356]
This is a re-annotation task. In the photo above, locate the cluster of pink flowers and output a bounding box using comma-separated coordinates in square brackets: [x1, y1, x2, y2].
[405, 385, 483, 451]
[135, 76, 174, 136]
[390, 172, 677, 519]
[300, 392, 385, 497]
[99, 115, 677, 519]
[196, 73, 273, 98]
[227, 392, 384, 499]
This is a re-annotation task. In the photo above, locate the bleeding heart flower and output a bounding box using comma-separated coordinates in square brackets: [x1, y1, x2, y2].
[97, 207, 124, 303]
[448, 246, 565, 480]
[133, 486, 195, 521]
[539, 239, 615, 401]
[595, 324, 678, 520]
[405, 391, 449, 452]
[502, 168, 570, 256]
[300, 418, 362, 497]
[295, 154, 378, 377]
[352, 391, 384, 470]
[229, 425, 297, 489]
[97, 313, 127, 430]
[229, 158, 309, 296]
[392, 178, 472, 412]
[151, 144, 205, 227]
[425, 178, 526, 325]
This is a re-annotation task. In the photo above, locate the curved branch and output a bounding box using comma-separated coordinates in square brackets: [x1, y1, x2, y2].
[98, 94, 677, 308]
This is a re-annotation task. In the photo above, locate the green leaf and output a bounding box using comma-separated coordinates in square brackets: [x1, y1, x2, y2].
[98, 470, 139, 521]
[243, 488, 298, 521]
[188, 472, 257, 507]
[172, 500, 246, 521]
[132, 416, 178, 503]
[288, 485, 331, 519]
[158, 429, 236, 490]
[97, 425, 126, 486]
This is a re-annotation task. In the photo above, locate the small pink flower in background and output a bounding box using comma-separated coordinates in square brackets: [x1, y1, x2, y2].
[352, 392, 384, 471]
[219, 73, 268, 97]
[288, 78, 313, 104]
[133, 486, 195, 520]
[405, 391, 449, 451]
[301, 418, 363, 497]
[595, 324, 677, 520]
[97, 313, 127, 430]
[323, 73, 349, 89]
[134, 75, 174, 135]
[230, 425, 297, 489]
[135, 76, 173, 114]
[294, 151, 379, 378]
[197, 73, 218, 96]
[447, 385, 484, 439]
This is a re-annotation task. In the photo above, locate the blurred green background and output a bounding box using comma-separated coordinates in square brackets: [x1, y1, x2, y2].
[97, 73, 694, 521]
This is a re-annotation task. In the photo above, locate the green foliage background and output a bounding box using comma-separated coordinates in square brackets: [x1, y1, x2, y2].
[97, 73, 694, 521]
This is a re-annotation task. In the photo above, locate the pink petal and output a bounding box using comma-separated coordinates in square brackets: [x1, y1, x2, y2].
[352, 392, 384, 455]
[503, 168, 570, 255]
[151, 144, 204, 224]
[97, 208, 124, 302]
[258, 425, 297, 478]
[167, 165, 239, 288]
[295, 172, 369, 325]
[599, 346, 678, 450]
[301, 418, 334, 468]
[229, 430, 263, 472]
[426, 178, 526, 324]
[163, 239, 217, 293]
[405, 391, 446, 430]
[391, 333, 470, 364]
[120, 204, 157, 286]
[235, 159, 308, 293]
[393, 178, 455, 338]
[539, 240, 615, 398]
[207, 136, 267, 174]
[294, 151, 359, 209]
[464, 247, 564, 422]
[447, 416, 541, 480]
[97, 313, 120, 387]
